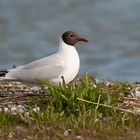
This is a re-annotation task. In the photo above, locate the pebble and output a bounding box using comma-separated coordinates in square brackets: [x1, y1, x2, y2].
[64, 129, 73, 136]
[11, 106, 17, 111]
[4, 107, 9, 112]
[24, 112, 30, 117]
[130, 87, 140, 97]
[105, 81, 114, 87]
[95, 78, 104, 84]
[8, 132, 13, 138]
[33, 107, 40, 112]
[76, 135, 84, 140]
[17, 108, 24, 113]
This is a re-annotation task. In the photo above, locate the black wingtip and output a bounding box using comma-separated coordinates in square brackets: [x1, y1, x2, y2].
[0, 70, 8, 77]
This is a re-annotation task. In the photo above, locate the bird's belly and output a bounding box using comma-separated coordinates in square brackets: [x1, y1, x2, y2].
[62, 61, 80, 84]
[49, 64, 79, 85]
[63, 69, 78, 84]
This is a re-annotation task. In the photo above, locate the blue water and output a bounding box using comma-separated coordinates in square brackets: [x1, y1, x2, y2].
[0, 0, 140, 82]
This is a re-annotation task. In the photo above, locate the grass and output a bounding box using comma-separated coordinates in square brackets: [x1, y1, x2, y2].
[0, 74, 140, 139]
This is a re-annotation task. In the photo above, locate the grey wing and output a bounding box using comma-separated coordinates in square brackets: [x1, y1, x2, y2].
[15, 65, 64, 82]
[23, 53, 63, 70]
[6, 54, 65, 81]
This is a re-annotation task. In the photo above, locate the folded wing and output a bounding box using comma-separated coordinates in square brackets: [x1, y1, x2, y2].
[5, 54, 64, 82]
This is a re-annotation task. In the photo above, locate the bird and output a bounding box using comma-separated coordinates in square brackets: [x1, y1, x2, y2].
[0, 31, 88, 88]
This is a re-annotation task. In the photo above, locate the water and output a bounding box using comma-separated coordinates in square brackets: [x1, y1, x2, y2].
[0, 0, 140, 82]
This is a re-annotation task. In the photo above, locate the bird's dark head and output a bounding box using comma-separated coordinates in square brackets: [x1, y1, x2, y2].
[62, 31, 88, 46]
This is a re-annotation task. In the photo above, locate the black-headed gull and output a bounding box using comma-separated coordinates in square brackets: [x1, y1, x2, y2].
[0, 31, 88, 86]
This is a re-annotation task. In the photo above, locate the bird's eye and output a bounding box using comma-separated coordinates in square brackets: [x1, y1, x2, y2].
[70, 34, 74, 37]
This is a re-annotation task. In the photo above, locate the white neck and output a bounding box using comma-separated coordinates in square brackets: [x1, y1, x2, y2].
[58, 38, 76, 53]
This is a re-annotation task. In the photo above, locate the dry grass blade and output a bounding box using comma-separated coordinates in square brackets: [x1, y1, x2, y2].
[77, 97, 140, 115]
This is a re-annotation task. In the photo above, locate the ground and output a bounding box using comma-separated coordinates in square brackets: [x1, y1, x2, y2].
[0, 75, 140, 140]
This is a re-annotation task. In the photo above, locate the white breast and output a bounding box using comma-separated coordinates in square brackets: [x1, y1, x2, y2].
[57, 39, 80, 84]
